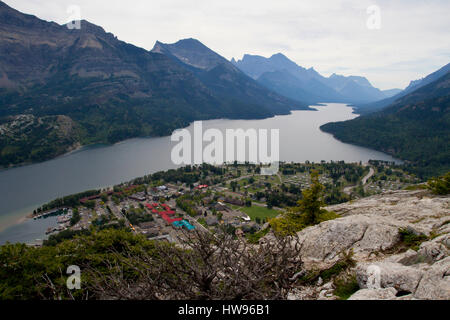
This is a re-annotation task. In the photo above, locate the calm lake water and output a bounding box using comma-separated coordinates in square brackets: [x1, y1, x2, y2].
[0, 103, 399, 244]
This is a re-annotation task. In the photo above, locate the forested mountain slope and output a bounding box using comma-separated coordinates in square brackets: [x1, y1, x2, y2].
[321, 72, 450, 178]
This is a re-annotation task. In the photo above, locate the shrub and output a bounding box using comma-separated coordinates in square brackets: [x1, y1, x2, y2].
[333, 274, 359, 300]
[320, 250, 356, 282]
[404, 184, 427, 191]
[85, 229, 304, 300]
[398, 228, 428, 251]
[246, 227, 270, 244]
[297, 250, 356, 285]
[427, 172, 450, 195]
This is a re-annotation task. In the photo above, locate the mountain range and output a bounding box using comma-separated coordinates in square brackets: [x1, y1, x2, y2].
[0, 1, 307, 167]
[151, 39, 306, 116]
[232, 53, 397, 105]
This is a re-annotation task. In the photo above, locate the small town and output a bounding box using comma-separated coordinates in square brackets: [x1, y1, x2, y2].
[31, 161, 420, 246]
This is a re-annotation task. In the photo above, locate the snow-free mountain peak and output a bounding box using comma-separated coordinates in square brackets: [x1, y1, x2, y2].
[233, 53, 387, 104]
[152, 38, 229, 70]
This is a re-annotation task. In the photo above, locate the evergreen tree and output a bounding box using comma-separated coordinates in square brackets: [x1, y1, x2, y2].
[295, 170, 325, 226]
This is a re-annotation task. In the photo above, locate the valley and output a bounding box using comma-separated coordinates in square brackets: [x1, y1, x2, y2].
[0, 0, 448, 303]
[0, 103, 400, 242]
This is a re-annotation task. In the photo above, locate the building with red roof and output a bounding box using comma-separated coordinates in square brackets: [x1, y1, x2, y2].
[146, 203, 182, 225]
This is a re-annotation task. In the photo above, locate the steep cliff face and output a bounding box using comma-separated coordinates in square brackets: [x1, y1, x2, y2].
[0, 2, 212, 115]
[152, 38, 229, 71]
[272, 189, 450, 300]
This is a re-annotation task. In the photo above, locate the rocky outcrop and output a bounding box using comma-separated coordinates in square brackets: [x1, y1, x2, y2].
[327, 190, 449, 235]
[414, 257, 450, 300]
[294, 215, 403, 269]
[417, 235, 449, 264]
[353, 249, 450, 300]
[283, 189, 450, 300]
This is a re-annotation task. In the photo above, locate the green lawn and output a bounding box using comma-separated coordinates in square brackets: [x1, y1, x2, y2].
[240, 206, 281, 221]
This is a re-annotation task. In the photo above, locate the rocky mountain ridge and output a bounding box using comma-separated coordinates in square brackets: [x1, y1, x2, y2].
[232, 53, 389, 104]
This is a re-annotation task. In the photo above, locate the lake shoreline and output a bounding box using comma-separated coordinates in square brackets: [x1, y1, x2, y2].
[0, 103, 400, 244]
[0, 106, 322, 172]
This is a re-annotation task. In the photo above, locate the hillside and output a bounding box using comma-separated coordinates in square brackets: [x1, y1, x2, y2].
[321, 72, 450, 178]
[355, 62, 450, 115]
[382, 88, 402, 98]
[0, 2, 306, 167]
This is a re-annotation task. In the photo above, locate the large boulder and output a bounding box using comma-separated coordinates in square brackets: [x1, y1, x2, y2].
[417, 240, 449, 264]
[355, 256, 450, 300]
[356, 261, 424, 293]
[414, 257, 450, 300]
[294, 190, 449, 270]
[295, 215, 402, 267]
[348, 288, 397, 300]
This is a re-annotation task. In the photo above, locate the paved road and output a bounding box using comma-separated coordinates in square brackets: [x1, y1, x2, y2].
[343, 166, 374, 195]
[362, 167, 375, 185]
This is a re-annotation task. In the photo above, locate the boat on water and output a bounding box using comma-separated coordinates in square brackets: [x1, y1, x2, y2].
[34, 208, 68, 220]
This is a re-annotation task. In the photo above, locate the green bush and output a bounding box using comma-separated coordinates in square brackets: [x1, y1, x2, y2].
[321, 251, 356, 282]
[0, 229, 157, 299]
[398, 228, 428, 251]
[246, 227, 270, 244]
[427, 172, 450, 195]
[333, 275, 359, 300]
[404, 184, 427, 191]
[297, 250, 356, 285]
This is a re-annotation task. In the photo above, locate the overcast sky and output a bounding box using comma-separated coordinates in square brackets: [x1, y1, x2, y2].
[4, 0, 450, 89]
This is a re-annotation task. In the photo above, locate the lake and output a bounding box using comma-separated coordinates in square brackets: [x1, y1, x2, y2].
[0, 103, 399, 244]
